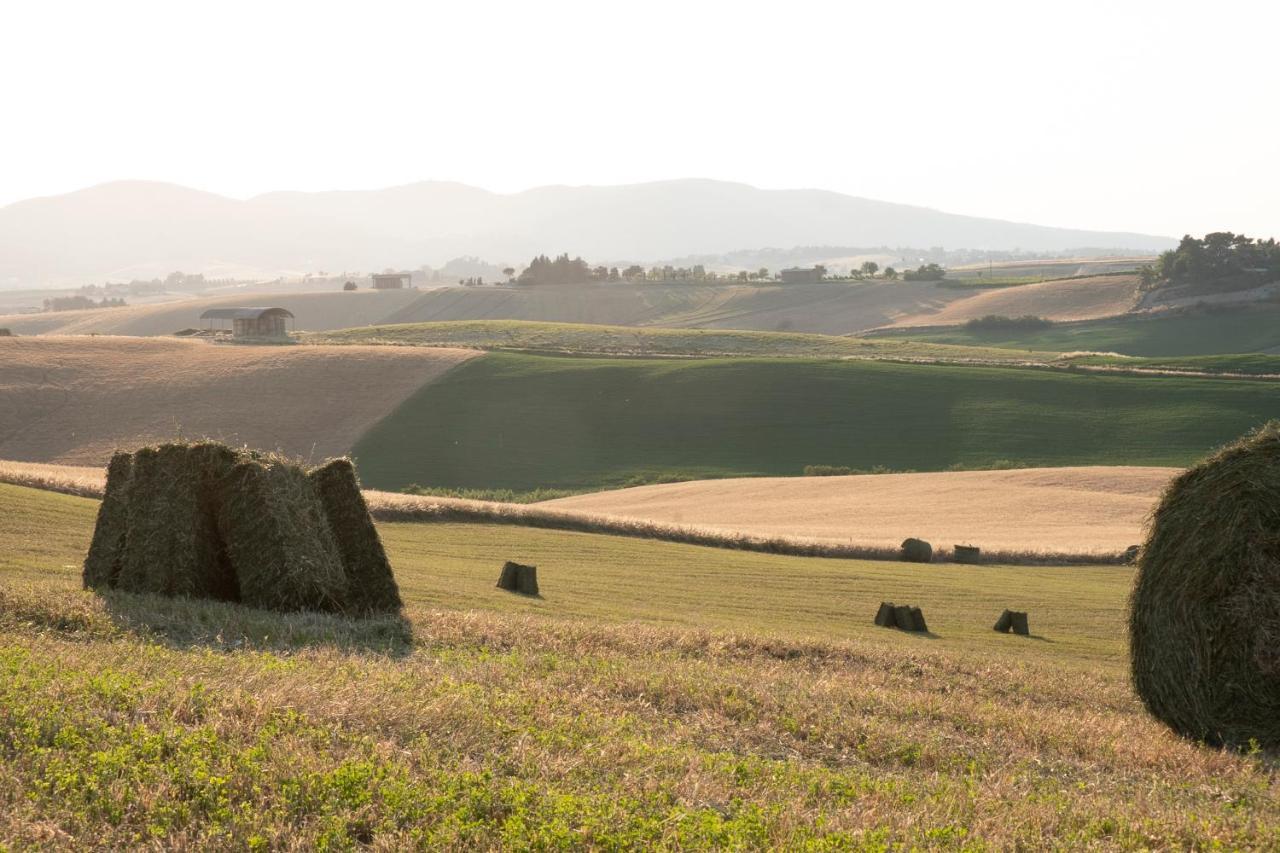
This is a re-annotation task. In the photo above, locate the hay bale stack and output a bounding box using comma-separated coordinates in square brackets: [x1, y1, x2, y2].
[900, 538, 933, 563]
[497, 561, 539, 595]
[218, 458, 347, 613]
[874, 601, 897, 627]
[82, 452, 135, 590]
[994, 609, 1029, 635]
[113, 444, 238, 601]
[1130, 423, 1280, 747]
[82, 441, 398, 617]
[953, 544, 981, 564]
[309, 458, 401, 615]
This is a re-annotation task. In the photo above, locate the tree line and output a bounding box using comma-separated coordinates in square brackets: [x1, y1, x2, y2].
[507, 253, 944, 285]
[1142, 232, 1280, 291]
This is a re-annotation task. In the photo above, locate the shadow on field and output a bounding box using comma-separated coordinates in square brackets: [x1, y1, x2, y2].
[97, 590, 415, 658]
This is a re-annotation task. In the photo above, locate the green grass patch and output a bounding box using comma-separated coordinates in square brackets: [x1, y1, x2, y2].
[352, 352, 1280, 491]
[1065, 352, 1280, 376]
[303, 318, 1056, 363]
[873, 305, 1280, 356]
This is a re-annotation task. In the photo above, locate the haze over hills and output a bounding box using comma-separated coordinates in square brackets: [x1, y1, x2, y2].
[0, 179, 1175, 288]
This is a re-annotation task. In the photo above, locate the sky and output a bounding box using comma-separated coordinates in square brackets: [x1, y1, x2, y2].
[2, 0, 1276, 238]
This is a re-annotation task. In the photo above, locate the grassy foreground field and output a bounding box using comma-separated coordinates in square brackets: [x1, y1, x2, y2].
[353, 352, 1280, 491]
[874, 305, 1280, 357]
[4, 482, 1280, 847]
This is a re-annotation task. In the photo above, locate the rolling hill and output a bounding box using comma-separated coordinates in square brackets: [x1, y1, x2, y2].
[351, 352, 1280, 491]
[0, 336, 476, 464]
[873, 303, 1280, 356]
[0, 179, 1174, 287]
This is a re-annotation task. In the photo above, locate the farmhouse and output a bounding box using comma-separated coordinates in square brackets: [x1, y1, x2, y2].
[371, 272, 411, 290]
[779, 266, 824, 284]
[199, 307, 294, 339]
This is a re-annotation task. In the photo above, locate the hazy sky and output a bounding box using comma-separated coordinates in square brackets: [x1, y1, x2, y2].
[4, 0, 1276, 238]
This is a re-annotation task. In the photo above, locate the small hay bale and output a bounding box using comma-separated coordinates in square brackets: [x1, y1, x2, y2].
[953, 544, 981, 564]
[82, 452, 134, 590]
[900, 538, 933, 563]
[114, 444, 237, 600]
[219, 458, 347, 613]
[1009, 611, 1030, 636]
[993, 609, 1013, 632]
[874, 601, 897, 627]
[497, 561, 538, 595]
[309, 458, 402, 615]
[1130, 422, 1280, 747]
[893, 604, 927, 632]
[0, 328, 11, 336]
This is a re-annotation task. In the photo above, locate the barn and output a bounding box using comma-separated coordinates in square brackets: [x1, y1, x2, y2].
[199, 307, 294, 339]
[371, 273, 411, 290]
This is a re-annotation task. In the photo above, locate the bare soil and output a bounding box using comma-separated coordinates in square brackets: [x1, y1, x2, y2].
[0, 336, 477, 464]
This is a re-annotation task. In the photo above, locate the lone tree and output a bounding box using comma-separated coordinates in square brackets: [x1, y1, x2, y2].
[343, 281, 357, 291]
[860, 261, 880, 278]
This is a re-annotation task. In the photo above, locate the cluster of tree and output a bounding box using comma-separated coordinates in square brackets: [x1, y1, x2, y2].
[1144, 233, 1280, 290]
[43, 295, 127, 312]
[964, 314, 1053, 332]
[902, 263, 947, 281]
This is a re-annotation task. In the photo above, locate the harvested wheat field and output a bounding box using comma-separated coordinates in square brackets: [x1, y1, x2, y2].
[0, 336, 477, 464]
[542, 466, 1180, 556]
[892, 274, 1143, 327]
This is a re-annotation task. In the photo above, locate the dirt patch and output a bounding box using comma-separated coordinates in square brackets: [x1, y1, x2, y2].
[0, 336, 477, 464]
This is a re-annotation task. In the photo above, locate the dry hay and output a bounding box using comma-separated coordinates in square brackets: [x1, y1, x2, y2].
[1130, 422, 1280, 747]
[309, 458, 402, 614]
[81, 442, 401, 616]
[496, 561, 539, 596]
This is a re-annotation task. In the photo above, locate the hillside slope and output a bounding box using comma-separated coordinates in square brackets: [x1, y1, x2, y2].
[891, 274, 1143, 326]
[352, 352, 1280, 490]
[0, 280, 975, 337]
[541, 466, 1176, 554]
[0, 337, 476, 464]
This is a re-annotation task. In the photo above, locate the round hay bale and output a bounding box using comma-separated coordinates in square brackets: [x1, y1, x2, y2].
[1130, 423, 1280, 747]
[899, 538, 933, 563]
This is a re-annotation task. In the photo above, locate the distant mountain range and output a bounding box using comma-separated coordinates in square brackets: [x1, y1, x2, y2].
[0, 179, 1175, 288]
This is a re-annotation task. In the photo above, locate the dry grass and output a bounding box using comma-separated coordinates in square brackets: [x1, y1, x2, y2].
[893, 274, 1143, 327]
[2, 482, 1280, 848]
[0, 459, 1173, 564]
[0, 336, 477, 465]
[541, 466, 1179, 556]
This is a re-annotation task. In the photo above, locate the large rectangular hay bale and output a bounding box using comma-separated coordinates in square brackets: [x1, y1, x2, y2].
[219, 459, 347, 613]
[82, 451, 135, 590]
[114, 444, 237, 600]
[309, 458, 401, 615]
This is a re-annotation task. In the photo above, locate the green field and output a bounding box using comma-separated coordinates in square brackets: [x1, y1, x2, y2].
[1067, 352, 1280, 376]
[873, 305, 1280, 356]
[3, 482, 1279, 847]
[305, 318, 1055, 363]
[352, 352, 1280, 491]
